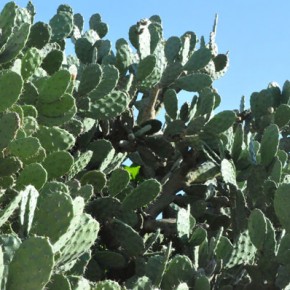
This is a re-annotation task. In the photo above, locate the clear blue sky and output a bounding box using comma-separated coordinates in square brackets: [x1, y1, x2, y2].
[2, 1, 290, 111]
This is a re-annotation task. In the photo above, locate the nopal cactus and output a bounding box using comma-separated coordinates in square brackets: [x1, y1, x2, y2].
[0, 1, 289, 289]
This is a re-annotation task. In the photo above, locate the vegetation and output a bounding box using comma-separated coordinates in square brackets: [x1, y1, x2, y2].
[0, 1, 289, 289]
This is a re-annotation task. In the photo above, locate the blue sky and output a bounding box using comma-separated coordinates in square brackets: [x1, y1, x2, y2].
[2, 1, 290, 111]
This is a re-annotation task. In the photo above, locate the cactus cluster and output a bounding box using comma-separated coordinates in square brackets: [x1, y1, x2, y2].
[0, 1, 289, 289]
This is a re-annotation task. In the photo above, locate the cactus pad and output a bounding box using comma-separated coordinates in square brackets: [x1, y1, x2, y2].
[6, 237, 54, 290]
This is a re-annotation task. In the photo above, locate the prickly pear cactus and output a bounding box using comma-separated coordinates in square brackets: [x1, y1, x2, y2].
[0, 1, 289, 289]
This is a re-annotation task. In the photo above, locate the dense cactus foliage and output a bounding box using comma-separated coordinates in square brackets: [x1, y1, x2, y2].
[0, 1, 290, 289]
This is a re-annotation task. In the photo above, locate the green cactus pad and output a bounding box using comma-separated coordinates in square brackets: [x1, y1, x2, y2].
[0, 156, 22, 177]
[185, 161, 219, 184]
[23, 116, 39, 136]
[270, 158, 282, 183]
[27, 21, 51, 49]
[19, 185, 39, 235]
[179, 34, 191, 65]
[88, 65, 119, 100]
[21, 105, 38, 118]
[75, 37, 94, 63]
[115, 38, 134, 75]
[260, 124, 279, 167]
[6, 237, 54, 290]
[161, 255, 194, 290]
[8, 137, 42, 164]
[0, 3, 17, 49]
[67, 250, 91, 276]
[0, 189, 22, 227]
[203, 110, 236, 135]
[276, 233, 290, 265]
[136, 55, 156, 81]
[35, 126, 75, 153]
[94, 39, 112, 62]
[61, 117, 84, 136]
[74, 13, 84, 32]
[231, 123, 243, 161]
[248, 209, 267, 251]
[0, 23, 31, 64]
[42, 151, 73, 179]
[140, 52, 165, 90]
[225, 231, 256, 268]
[111, 218, 145, 256]
[221, 159, 237, 187]
[67, 150, 93, 179]
[21, 47, 42, 80]
[122, 179, 161, 211]
[89, 13, 108, 38]
[41, 49, 63, 75]
[86, 196, 122, 222]
[165, 36, 182, 63]
[87, 139, 115, 170]
[50, 10, 73, 42]
[78, 64, 102, 96]
[37, 93, 75, 117]
[16, 163, 47, 190]
[194, 275, 210, 290]
[0, 71, 23, 112]
[274, 104, 290, 128]
[95, 250, 126, 269]
[163, 89, 178, 120]
[282, 80, 290, 104]
[108, 168, 130, 197]
[56, 213, 99, 265]
[46, 274, 71, 290]
[160, 62, 183, 87]
[194, 87, 217, 117]
[215, 236, 233, 262]
[177, 206, 194, 239]
[80, 170, 106, 192]
[184, 47, 212, 71]
[38, 104, 77, 127]
[175, 73, 212, 92]
[38, 70, 71, 104]
[31, 191, 74, 243]
[274, 183, 290, 232]
[211, 53, 229, 80]
[145, 255, 168, 287]
[0, 176, 14, 189]
[41, 182, 69, 197]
